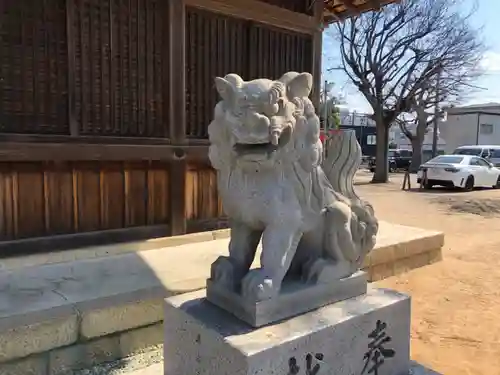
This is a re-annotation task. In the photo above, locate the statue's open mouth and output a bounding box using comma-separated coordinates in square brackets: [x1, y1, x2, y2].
[233, 126, 292, 156]
[233, 142, 278, 155]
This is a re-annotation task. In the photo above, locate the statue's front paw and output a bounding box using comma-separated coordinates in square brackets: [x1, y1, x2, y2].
[241, 268, 279, 302]
[210, 256, 237, 291]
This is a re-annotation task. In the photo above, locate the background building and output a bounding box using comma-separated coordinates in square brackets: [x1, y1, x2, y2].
[335, 107, 377, 156]
[389, 122, 446, 161]
[331, 107, 446, 160]
[440, 103, 500, 153]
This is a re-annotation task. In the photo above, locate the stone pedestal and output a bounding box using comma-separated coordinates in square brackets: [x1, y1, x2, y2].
[206, 271, 368, 327]
[164, 287, 411, 375]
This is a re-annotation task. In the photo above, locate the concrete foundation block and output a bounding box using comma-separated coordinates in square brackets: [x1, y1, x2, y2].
[164, 287, 411, 375]
[369, 262, 395, 281]
[428, 248, 443, 264]
[80, 299, 163, 339]
[408, 253, 432, 270]
[393, 258, 415, 277]
[0, 315, 78, 362]
[48, 336, 120, 375]
[368, 245, 396, 267]
[119, 324, 163, 356]
[0, 355, 49, 375]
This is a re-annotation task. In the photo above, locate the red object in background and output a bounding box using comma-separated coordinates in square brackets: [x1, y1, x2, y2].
[320, 128, 342, 142]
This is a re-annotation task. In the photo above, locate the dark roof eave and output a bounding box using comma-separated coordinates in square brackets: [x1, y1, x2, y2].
[323, 0, 400, 24]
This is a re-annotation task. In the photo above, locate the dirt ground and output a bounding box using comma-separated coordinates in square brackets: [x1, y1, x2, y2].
[355, 171, 500, 375]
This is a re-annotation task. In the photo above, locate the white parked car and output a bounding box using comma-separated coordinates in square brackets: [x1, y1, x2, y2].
[452, 145, 500, 167]
[417, 155, 500, 191]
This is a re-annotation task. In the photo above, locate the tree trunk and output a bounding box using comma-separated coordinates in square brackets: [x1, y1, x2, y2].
[372, 122, 389, 183]
[410, 110, 428, 173]
[410, 137, 423, 173]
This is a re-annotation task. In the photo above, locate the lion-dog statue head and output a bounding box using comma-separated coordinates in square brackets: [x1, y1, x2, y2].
[208, 72, 320, 174]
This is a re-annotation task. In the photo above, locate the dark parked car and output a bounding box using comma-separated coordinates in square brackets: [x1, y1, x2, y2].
[368, 149, 412, 172]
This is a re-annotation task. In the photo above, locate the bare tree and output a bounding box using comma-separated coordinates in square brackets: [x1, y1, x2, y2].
[395, 94, 436, 172]
[333, 0, 484, 182]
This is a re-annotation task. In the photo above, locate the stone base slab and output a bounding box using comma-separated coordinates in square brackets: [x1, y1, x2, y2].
[206, 271, 367, 327]
[164, 287, 411, 375]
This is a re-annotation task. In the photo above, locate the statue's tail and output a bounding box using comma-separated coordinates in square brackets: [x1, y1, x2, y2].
[322, 130, 378, 264]
[321, 130, 362, 202]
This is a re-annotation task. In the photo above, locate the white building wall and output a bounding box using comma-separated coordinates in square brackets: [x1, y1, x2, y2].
[439, 113, 478, 153]
[439, 113, 500, 153]
[477, 114, 500, 145]
[389, 123, 446, 151]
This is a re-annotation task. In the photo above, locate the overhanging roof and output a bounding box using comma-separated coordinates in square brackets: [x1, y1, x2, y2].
[324, 0, 399, 23]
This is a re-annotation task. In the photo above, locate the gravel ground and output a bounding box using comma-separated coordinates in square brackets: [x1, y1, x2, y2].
[356, 172, 500, 375]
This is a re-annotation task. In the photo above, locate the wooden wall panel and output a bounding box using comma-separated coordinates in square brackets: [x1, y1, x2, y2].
[0, 0, 319, 249]
[124, 163, 148, 227]
[0, 161, 171, 242]
[147, 162, 170, 225]
[0, 167, 17, 239]
[185, 165, 224, 221]
[75, 163, 101, 232]
[100, 164, 125, 230]
[17, 164, 45, 238]
[45, 164, 75, 234]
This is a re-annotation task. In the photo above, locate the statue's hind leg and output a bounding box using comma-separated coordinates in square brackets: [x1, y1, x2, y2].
[241, 221, 302, 302]
[210, 220, 262, 292]
[304, 203, 358, 283]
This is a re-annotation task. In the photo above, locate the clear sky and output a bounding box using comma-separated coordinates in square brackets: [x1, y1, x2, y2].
[322, 0, 500, 113]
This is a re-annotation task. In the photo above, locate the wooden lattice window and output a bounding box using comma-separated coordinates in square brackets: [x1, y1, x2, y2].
[73, 0, 166, 137]
[185, 7, 249, 138]
[185, 10, 314, 139]
[0, 0, 69, 134]
[249, 24, 313, 80]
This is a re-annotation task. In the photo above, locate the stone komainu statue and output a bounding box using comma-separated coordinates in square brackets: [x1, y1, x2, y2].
[208, 72, 378, 302]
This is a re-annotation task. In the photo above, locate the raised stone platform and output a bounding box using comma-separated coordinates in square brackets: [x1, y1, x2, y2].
[165, 287, 411, 375]
[0, 221, 443, 374]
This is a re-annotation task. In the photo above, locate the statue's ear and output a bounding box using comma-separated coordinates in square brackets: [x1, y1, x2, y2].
[214, 77, 235, 102]
[269, 81, 286, 104]
[287, 72, 313, 98]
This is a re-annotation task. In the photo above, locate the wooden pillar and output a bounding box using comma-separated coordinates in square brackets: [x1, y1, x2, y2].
[167, 0, 187, 236]
[66, 0, 78, 136]
[311, 0, 324, 109]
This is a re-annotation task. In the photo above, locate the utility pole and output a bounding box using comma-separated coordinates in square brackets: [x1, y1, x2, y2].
[322, 80, 334, 159]
[431, 64, 442, 158]
[323, 80, 328, 160]
[323, 80, 329, 132]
